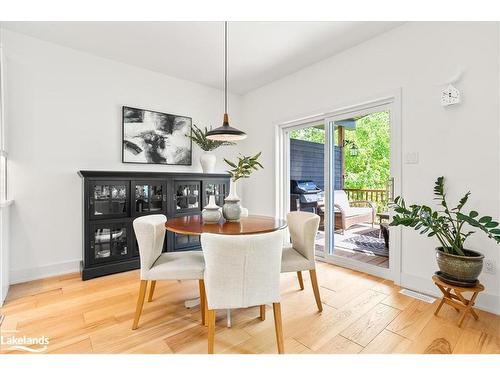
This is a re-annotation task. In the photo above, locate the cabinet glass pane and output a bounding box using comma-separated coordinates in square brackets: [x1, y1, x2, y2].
[149, 185, 164, 212]
[205, 183, 226, 206]
[93, 184, 127, 216]
[176, 184, 199, 210]
[111, 186, 127, 199]
[175, 234, 189, 246]
[175, 233, 200, 248]
[111, 227, 128, 256]
[93, 226, 128, 260]
[135, 184, 164, 213]
[135, 185, 149, 212]
[94, 228, 111, 259]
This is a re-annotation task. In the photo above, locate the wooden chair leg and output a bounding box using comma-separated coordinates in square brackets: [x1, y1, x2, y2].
[147, 280, 156, 302]
[272, 303, 284, 354]
[207, 309, 216, 354]
[199, 280, 206, 326]
[297, 271, 304, 290]
[309, 269, 323, 312]
[260, 305, 266, 321]
[132, 280, 148, 330]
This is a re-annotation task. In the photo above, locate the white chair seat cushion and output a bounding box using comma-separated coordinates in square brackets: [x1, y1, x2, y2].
[281, 246, 313, 273]
[145, 251, 205, 280]
[345, 207, 372, 217]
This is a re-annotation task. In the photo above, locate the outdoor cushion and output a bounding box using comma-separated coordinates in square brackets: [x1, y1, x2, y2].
[344, 207, 373, 217]
[334, 190, 351, 210]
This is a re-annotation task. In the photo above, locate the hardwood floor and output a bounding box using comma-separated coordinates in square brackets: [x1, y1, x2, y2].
[1, 262, 499, 354]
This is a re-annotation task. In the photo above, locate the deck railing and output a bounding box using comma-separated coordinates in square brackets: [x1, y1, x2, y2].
[344, 188, 388, 212]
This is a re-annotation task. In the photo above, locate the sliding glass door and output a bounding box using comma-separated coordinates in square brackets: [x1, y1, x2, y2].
[324, 108, 393, 279]
[278, 92, 401, 282]
[284, 121, 328, 258]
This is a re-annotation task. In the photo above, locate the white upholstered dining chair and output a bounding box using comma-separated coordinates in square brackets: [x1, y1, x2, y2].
[281, 211, 322, 312]
[132, 214, 206, 330]
[201, 230, 285, 354]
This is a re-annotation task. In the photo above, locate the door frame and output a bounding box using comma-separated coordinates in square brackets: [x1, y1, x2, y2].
[276, 89, 402, 284]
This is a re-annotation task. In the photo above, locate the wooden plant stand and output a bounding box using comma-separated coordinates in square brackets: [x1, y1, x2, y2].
[432, 275, 485, 327]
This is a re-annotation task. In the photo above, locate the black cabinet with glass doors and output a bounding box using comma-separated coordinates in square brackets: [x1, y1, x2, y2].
[79, 171, 229, 280]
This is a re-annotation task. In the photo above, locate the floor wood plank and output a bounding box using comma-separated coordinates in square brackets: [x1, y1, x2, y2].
[361, 329, 412, 354]
[453, 328, 500, 354]
[340, 303, 400, 346]
[314, 335, 364, 354]
[404, 317, 463, 354]
[385, 299, 436, 340]
[380, 291, 414, 310]
[292, 289, 387, 351]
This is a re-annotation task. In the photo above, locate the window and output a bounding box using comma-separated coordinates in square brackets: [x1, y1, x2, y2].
[0, 152, 6, 202]
[0, 35, 7, 203]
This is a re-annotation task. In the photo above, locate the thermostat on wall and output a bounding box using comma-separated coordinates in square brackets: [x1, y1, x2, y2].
[441, 84, 461, 106]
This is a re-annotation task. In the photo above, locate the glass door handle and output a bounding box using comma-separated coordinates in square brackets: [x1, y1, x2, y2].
[388, 177, 395, 203]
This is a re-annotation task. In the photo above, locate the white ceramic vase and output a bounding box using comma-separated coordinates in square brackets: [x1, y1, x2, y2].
[226, 179, 240, 201]
[202, 195, 222, 223]
[200, 151, 216, 173]
[223, 179, 241, 221]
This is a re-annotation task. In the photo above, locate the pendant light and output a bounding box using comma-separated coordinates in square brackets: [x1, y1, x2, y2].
[206, 21, 247, 141]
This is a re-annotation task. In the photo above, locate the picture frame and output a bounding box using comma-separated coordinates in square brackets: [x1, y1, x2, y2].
[122, 106, 192, 166]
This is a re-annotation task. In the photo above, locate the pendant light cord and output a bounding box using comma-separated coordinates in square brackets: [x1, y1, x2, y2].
[224, 21, 228, 115]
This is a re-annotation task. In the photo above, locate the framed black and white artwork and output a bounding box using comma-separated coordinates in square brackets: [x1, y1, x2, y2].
[122, 106, 192, 165]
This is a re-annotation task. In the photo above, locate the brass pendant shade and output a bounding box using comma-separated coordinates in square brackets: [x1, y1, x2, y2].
[206, 22, 247, 141]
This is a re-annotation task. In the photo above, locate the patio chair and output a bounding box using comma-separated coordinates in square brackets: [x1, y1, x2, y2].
[334, 190, 376, 234]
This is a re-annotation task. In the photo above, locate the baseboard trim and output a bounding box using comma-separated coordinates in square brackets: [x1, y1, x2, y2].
[10, 259, 81, 285]
[400, 272, 499, 315]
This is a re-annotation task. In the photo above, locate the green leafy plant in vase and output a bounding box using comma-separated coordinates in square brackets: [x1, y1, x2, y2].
[186, 124, 235, 173]
[222, 152, 264, 221]
[390, 176, 500, 284]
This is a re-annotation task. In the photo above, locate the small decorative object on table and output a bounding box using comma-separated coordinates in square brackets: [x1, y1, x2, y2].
[202, 195, 222, 223]
[223, 152, 263, 222]
[186, 124, 235, 173]
[390, 176, 500, 285]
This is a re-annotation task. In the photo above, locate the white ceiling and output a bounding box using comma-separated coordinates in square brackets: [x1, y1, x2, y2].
[1, 21, 403, 94]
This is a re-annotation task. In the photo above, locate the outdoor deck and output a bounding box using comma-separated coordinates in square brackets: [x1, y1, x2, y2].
[315, 223, 389, 269]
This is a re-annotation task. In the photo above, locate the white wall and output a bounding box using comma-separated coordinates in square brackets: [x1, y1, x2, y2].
[0, 204, 10, 305]
[240, 22, 500, 313]
[4, 30, 243, 283]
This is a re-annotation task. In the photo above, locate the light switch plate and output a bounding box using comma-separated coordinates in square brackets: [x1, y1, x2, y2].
[405, 152, 419, 164]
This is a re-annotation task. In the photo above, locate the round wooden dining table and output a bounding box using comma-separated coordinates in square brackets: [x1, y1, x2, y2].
[165, 214, 287, 327]
[165, 214, 287, 236]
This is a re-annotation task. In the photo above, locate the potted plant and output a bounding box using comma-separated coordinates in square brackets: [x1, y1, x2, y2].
[390, 177, 500, 284]
[187, 124, 235, 173]
[222, 152, 263, 221]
